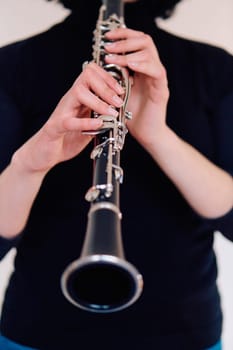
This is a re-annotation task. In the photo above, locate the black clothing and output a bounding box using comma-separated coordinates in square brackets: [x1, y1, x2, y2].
[0, 4, 233, 350]
[59, 0, 183, 18]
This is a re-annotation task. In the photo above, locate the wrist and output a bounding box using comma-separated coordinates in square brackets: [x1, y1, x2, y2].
[0, 151, 47, 239]
[142, 125, 178, 158]
[11, 147, 48, 181]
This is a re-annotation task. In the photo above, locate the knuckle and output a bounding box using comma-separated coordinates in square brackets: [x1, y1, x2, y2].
[95, 98, 105, 112]
[105, 89, 114, 99]
[143, 33, 152, 43]
[83, 66, 92, 79]
[72, 82, 83, 99]
[137, 30, 145, 37]
[142, 50, 150, 61]
[62, 118, 73, 131]
[83, 62, 98, 78]
[157, 65, 167, 80]
[163, 85, 170, 101]
[160, 83, 170, 102]
[86, 61, 96, 69]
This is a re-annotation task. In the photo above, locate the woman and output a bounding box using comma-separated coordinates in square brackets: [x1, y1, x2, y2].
[0, 0, 232, 349]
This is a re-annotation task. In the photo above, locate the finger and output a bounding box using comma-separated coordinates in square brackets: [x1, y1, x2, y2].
[105, 49, 162, 78]
[62, 117, 103, 132]
[81, 62, 124, 95]
[83, 72, 124, 108]
[105, 34, 153, 55]
[73, 87, 120, 117]
[104, 33, 162, 76]
[70, 64, 125, 110]
[105, 27, 145, 40]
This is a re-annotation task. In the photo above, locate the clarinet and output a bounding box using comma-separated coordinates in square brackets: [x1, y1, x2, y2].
[61, 0, 143, 313]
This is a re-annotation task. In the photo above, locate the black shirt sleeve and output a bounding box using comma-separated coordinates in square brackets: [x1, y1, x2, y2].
[0, 87, 25, 172]
[211, 90, 233, 177]
[0, 45, 25, 259]
[205, 48, 233, 240]
[0, 90, 25, 259]
[207, 89, 233, 240]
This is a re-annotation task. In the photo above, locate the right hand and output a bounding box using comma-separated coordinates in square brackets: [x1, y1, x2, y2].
[13, 62, 125, 174]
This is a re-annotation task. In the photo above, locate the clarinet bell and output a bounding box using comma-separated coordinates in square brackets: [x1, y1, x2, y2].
[61, 205, 143, 313]
[61, 254, 143, 313]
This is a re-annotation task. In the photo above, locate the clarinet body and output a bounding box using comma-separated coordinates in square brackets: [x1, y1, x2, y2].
[61, 0, 143, 313]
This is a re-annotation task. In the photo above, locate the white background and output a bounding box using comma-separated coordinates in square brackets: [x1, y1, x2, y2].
[0, 0, 232, 348]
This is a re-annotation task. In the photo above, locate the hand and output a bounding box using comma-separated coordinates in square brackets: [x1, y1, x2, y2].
[103, 28, 233, 220]
[14, 62, 125, 174]
[1, 62, 127, 238]
[104, 27, 170, 149]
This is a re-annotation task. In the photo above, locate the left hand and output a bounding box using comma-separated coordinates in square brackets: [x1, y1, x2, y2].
[104, 28, 233, 220]
[105, 27, 170, 149]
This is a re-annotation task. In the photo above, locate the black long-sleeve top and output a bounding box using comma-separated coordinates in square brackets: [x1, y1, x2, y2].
[0, 3, 233, 349]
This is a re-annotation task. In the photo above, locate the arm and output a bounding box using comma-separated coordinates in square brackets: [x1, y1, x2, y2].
[0, 62, 125, 238]
[105, 28, 233, 219]
[145, 125, 233, 218]
[0, 158, 46, 239]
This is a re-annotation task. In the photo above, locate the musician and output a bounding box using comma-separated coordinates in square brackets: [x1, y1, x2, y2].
[0, 0, 232, 349]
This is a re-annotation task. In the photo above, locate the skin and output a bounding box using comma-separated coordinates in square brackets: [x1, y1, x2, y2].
[0, 1, 232, 238]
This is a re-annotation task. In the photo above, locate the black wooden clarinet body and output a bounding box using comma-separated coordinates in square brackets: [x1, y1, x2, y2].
[61, 0, 143, 313]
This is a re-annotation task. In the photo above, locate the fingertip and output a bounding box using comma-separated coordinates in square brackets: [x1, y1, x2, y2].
[86, 118, 104, 130]
[128, 61, 139, 68]
[93, 118, 103, 128]
[108, 106, 119, 117]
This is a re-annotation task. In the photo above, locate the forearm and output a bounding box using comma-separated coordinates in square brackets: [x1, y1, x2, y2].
[146, 126, 233, 218]
[0, 151, 47, 239]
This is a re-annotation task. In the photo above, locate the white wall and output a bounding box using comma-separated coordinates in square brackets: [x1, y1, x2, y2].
[0, 0, 232, 348]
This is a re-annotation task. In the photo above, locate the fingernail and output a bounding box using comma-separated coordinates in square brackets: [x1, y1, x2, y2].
[105, 54, 116, 60]
[105, 42, 115, 47]
[105, 54, 116, 62]
[115, 82, 124, 94]
[108, 106, 118, 117]
[95, 119, 103, 127]
[128, 61, 139, 67]
[113, 95, 124, 106]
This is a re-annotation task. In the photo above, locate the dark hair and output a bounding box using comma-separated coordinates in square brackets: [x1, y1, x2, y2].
[48, 0, 183, 18]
